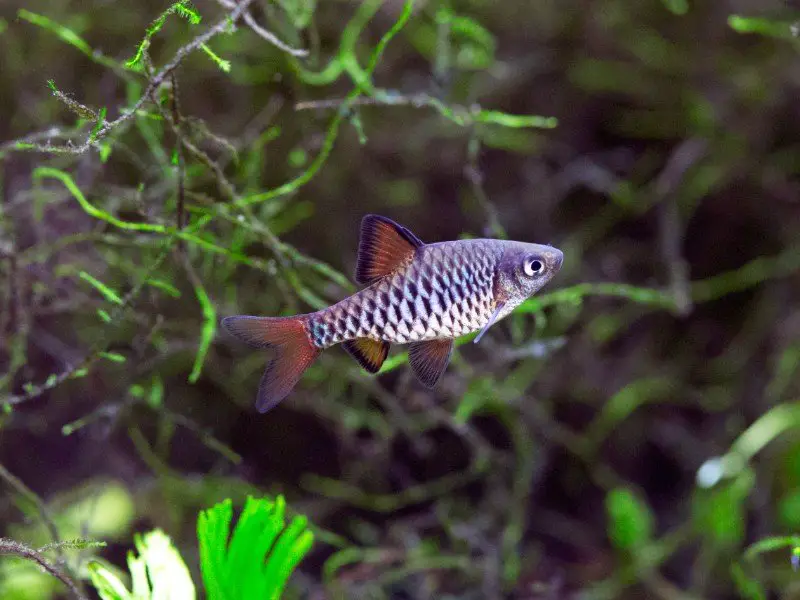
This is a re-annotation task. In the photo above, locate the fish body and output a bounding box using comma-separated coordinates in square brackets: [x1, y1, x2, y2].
[307, 239, 502, 347]
[223, 215, 563, 412]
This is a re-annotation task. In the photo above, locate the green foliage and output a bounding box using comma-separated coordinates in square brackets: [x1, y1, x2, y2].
[78, 271, 124, 305]
[1, 482, 134, 600]
[88, 530, 196, 600]
[278, 0, 317, 31]
[127, 1, 202, 70]
[694, 475, 753, 549]
[606, 487, 655, 552]
[198, 496, 314, 600]
[2, 495, 313, 600]
[731, 536, 800, 600]
[3, 0, 800, 597]
[728, 14, 800, 40]
[661, 0, 689, 15]
[16, 9, 124, 72]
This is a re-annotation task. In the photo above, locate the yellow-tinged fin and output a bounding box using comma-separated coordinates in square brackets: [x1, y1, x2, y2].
[221, 315, 321, 412]
[343, 338, 390, 373]
[408, 338, 454, 388]
[355, 214, 424, 285]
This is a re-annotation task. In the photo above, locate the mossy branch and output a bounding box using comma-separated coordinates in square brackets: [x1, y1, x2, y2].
[0, 538, 87, 600]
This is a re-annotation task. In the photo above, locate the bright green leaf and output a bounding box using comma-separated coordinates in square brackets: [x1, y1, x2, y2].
[606, 487, 655, 551]
[661, 0, 688, 15]
[198, 495, 314, 600]
[87, 561, 132, 600]
[129, 530, 196, 599]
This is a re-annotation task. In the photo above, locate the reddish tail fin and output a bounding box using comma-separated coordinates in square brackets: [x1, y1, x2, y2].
[221, 315, 320, 413]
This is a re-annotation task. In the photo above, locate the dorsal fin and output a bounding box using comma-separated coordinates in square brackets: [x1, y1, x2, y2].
[355, 214, 424, 286]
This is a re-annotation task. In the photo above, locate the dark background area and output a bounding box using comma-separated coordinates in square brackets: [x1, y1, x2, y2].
[1, 0, 800, 598]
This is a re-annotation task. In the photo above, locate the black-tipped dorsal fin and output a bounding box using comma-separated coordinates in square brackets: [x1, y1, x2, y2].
[343, 338, 390, 373]
[355, 214, 424, 286]
[408, 338, 454, 388]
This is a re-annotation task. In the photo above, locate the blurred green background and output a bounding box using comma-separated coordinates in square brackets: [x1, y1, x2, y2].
[1, 0, 800, 598]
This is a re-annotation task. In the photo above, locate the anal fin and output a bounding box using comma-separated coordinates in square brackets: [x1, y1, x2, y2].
[409, 339, 454, 388]
[343, 338, 390, 373]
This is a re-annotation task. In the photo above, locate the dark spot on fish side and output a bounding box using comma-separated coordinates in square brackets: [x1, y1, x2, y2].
[380, 290, 391, 309]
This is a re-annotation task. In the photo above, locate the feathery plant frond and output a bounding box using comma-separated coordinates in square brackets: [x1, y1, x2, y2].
[127, 0, 202, 69]
[85, 495, 313, 599]
[88, 530, 196, 600]
[198, 496, 314, 600]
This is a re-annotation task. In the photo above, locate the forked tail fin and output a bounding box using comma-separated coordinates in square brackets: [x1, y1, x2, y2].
[221, 315, 320, 413]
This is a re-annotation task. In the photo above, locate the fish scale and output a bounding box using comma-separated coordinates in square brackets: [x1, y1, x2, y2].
[307, 240, 502, 348]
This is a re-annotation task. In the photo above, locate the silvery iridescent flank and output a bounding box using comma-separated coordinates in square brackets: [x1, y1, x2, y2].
[307, 240, 502, 347]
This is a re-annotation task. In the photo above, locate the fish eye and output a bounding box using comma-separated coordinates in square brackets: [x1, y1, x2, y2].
[523, 257, 545, 277]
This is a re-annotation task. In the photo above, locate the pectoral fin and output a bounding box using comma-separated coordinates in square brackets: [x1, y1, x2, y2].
[343, 338, 390, 373]
[409, 339, 454, 388]
[473, 302, 505, 344]
[355, 214, 425, 285]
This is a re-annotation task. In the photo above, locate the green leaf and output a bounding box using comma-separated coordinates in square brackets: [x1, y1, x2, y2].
[188, 273, 216, 384]
[778, 487, 800, 529]
[199, 43, 231, 73]
[90, 532, 195, 599]
[79, 271, 124, 305]
[127, 530, 196, 599]
[89, 107, 107, 141]
[147, 376, 164, 409]
[454, 377, 495, 424]
[728, 14, 798, 40]
[198, 495, 314, 600]
[99, 351, 126, 363]
[731, 535, 800, 599]
[451, 15, 496, 71]
[587, 377, 674, 449]
[279, 0, 317, 30]
[606, 487, 655, 551]
[18, 10, 119, 71]
[661, 0, 688, 15]
[87, 561, 132, 600]
[693, 472, 753, 548]
[127, 1, 202, 69]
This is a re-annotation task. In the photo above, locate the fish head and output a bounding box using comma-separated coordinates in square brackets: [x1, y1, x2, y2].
[495, 241, 564, 306]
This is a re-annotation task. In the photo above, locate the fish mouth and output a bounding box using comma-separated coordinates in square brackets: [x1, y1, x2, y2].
[544, 248, 564, 272]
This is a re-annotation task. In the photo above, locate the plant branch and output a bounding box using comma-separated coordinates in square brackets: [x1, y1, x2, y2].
[0, 538, 88, 600]
[216, 0, 309, 56]
[11, 0, 257, 156]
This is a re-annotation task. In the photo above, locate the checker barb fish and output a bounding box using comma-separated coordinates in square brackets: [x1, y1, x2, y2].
[222, 215, 564, 412]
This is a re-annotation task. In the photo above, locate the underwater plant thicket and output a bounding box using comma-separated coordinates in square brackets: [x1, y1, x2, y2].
[1, 0, 800, 598]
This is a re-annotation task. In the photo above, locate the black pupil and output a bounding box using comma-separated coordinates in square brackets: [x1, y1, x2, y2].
[530, 260, 543, 272]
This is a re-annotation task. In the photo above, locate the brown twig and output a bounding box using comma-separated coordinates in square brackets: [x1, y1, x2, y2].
[216, 0, 309, 57]
[0, 538, 88, 600]
[0, 462, 66, 566]
[654, 138, 708, 316]
[170, 73, 186, 232]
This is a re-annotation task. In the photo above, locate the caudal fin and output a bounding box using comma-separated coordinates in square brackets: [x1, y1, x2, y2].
[221, 315, 320, 413]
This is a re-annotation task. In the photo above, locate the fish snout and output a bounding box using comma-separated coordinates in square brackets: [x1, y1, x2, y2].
[545, 248, 564, 272]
